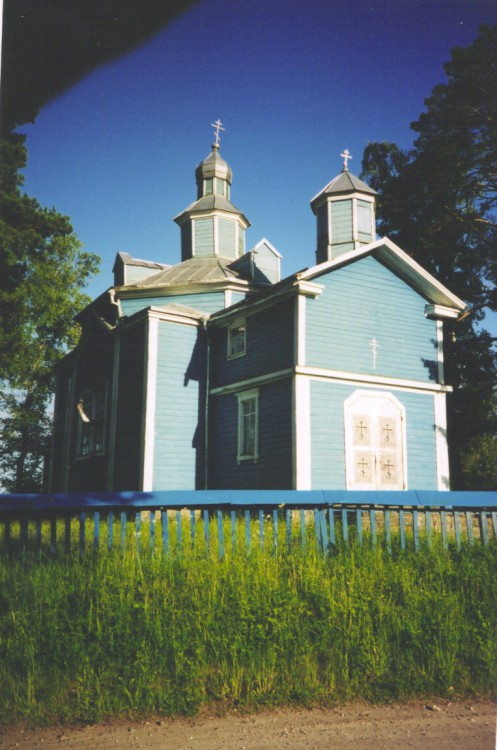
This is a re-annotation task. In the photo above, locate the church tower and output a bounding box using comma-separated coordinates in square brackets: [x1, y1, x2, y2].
[174, 120, 251, 262]
[310, 149, 377, 264]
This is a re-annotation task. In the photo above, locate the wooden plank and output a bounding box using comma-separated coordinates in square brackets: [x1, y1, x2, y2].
[399, 509, 405, 550]
[286, 508, 292, 548]
[413, 510, 419, 551]
[245, 510, 251, 551]
[190, 510, 196, 547]
[203, 509, 210, 549]
[479, 511, 489, 546]
[466, 511, 474, 545]
[150, 511, 156, 553]
[440, 510, 448, 549]
[217, 509, 224, 558]
[425, 510, 432, 548]
[369, 509, 376, 547]
[341, 508, 349, 544]
[454, 511, 461, 549]
[176, 511, 182, 551]
[107, 512, 114, 551]
[94, 511, 100, 551]
[300, 509, 306, 548]
[161, 510, 169, 553]
[385, 510, 391, 552]
[492, 512, 497, 540]
[231, 510, 237, 552]
[120, 511, 127, 551]
[259, 510, 265, 548]
[135, 512, 141, 553]
[356, 509, 363, 545]
[328, 508, 336, 546]
[320, 509, 329, 550]
[273, 509, 278, 551]
[314, 509, 322, 552]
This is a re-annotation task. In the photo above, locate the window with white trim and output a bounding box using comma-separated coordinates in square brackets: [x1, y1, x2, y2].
[344, 391, 406, 490]
[228, 319, 246, 359]
[76, 386, 107, 457]
[237, 389, 258, 461]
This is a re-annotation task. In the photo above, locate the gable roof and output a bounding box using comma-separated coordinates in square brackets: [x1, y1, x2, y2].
[299, 237, 466, 311]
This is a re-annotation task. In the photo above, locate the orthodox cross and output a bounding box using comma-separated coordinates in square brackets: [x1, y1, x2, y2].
[369, 337, 379, 371]
[358, 456, 369, 478]
[382, 458, 394, 480]
[211, 119, 225, 145]
[356, 420, 368, 440]
[382, 421, 393, 444]
[341, 148, 352, 169]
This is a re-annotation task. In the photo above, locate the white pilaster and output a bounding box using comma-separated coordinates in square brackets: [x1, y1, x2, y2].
[294, 374, 311, 489]
[141, 317, 158, 491]
[434, 392, 450, 490]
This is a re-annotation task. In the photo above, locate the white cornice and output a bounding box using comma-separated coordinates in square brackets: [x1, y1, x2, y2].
[117, 279, 251, 300]
[210, 368, 294, 396]
[295, 365, 453, 394]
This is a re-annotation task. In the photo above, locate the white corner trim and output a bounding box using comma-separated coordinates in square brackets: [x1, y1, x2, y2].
[434, 392, 450, 490]
[141, 317, 158, 491]
[296, 295, 306, 367]
[294, 375, 311, 489]
[436, 320, 445, 384]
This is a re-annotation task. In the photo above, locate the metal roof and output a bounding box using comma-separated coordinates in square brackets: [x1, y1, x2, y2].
[174, 193, 246, 224]
[310, 169, 377, 211]
[117, 256, 248, 290]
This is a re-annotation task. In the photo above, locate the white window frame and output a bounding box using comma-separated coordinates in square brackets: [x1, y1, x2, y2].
[228, 318, 246, 359]
[76, 385, 107, 458]
[344, 390, 407, 490]
[237, 389, 259, 461]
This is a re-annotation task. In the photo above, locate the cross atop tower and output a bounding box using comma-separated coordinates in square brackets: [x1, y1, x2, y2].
[341, 148, 352, 170]
[211, 119, 225, 147]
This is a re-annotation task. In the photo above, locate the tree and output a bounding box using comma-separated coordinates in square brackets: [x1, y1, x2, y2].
[361, 24, 497, 489]
[0, 133, 100, 492]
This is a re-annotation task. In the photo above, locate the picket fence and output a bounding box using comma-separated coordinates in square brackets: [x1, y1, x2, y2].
[1, 490, 497, 558]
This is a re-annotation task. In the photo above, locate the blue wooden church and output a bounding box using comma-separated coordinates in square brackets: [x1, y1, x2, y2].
[50, 133, 466, 493]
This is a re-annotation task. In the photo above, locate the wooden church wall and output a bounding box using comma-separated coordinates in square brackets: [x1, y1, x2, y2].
[208, 378, 293, 489]
[152, 320, 206, 489]
[211, 296, 295, 390]
[305, 256, 439, 383]
[309, 380, 438, 490]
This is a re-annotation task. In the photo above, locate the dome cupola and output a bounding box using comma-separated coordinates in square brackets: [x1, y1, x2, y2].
[174, 121, 250, 262]
[310, 149, 377, 264]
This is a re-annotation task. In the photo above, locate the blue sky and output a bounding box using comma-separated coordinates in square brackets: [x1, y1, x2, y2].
[17, 0, 497, 331]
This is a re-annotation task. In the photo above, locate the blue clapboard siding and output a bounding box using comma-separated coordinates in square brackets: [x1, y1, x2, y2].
[113, 322, 146, 490]
[194, 217, 214, 256]
[310, 380, 438, 489]
[306, 255, 438, 382]
[121, 292, 226, 317]
[209, 378, 293, 489]
[153, 322, 206, 489]
[330, 200, 352, 244]
[218, 218, 237, 259]
[212, 297, 295, 388]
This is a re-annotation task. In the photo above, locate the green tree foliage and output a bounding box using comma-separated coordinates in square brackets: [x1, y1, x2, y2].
[361, 25, 497, 489]
[0, 133, 100, 491]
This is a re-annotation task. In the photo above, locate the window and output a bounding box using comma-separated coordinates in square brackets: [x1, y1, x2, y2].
[76, 386, 107, 457]
[344, 391, 406, 490]
[237, 390, 258, 461]
[228, 319, 246, 359]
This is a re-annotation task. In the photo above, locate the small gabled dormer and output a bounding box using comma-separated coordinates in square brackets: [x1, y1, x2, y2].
[310, 149, 377, 264]
[174, 122, 251, 263]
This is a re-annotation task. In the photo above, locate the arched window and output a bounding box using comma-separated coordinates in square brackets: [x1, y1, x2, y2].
[344, 390, 406, 490]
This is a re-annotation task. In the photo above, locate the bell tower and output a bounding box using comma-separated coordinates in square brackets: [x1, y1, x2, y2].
[310, 149, 377, 264]
[174, 121, 251, 262]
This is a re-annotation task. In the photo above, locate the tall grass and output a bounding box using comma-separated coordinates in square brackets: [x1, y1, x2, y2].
[0, 515, 496, 725]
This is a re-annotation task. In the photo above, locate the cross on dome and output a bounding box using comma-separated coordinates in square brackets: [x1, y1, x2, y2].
[341, 148, 352, 170]
[211, 119, 225, 147]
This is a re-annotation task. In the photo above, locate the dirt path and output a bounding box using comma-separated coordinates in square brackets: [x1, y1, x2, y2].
[1, 699, 495, 750]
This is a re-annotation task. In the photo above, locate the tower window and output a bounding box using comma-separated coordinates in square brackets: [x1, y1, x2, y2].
[204, 178, 213, 195]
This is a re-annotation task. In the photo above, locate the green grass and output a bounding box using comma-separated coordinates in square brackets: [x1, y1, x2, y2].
[0, 516, 496, 725]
